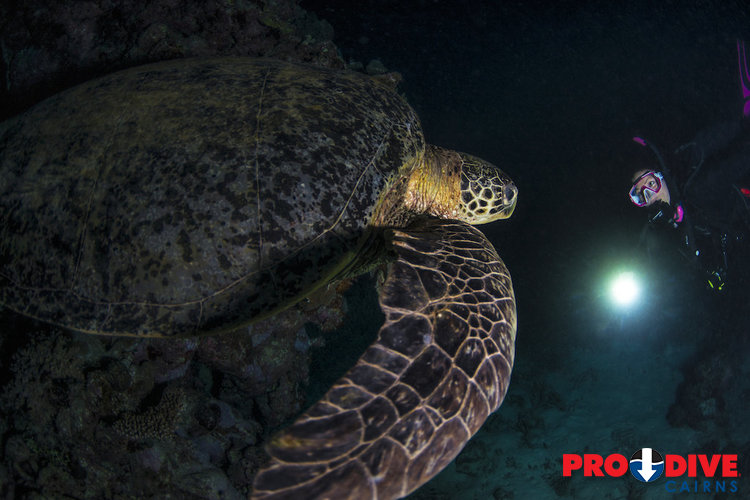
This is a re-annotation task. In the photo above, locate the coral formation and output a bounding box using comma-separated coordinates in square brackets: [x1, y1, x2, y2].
[0, 1, 359, 496]
[0, 279, 351, 497]
[667, 349, 731, 430]
[113, 386, 188, 441]
[0, 0, 344, 120]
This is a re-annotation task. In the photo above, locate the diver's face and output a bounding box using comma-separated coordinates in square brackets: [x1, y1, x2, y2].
[630, 170, 671, 206]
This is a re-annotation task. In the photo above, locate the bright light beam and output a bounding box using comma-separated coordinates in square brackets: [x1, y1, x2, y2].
[610, 271, 640, 307]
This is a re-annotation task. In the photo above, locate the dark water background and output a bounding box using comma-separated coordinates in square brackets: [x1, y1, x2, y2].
[2, 1, 749, 498]
[301, 1, 750, 498]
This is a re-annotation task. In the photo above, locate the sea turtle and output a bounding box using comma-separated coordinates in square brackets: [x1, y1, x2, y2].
[0, 57, 517, 499]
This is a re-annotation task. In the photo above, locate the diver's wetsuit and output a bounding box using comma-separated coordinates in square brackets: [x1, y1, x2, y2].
[642, 118, 750, 290]
[680, 119, 750, 224]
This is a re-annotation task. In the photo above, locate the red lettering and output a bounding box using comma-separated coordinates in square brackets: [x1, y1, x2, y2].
[665, 454, 739, 477]
[563, 453, 639, 477]
[604, 454, 628, 476]
[722, 455, 738, 477]
[563, 454, 582, 476]
[584, 454, 604, 476]
[699, 455, 720, 477]
[665, 455, 686, 477]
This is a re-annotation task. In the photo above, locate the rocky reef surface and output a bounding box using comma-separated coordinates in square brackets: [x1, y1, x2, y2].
[0, 0, 344, 121]
[0, 1, 358, 497]
[0, 278, 353, 498]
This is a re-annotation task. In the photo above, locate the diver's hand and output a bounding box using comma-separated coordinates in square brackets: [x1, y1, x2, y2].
[648, 201, 677, 227]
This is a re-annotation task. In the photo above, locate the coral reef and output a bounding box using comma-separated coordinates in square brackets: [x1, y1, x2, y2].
[667, 348, 732, 431]
[0, 275, 351, 497]
[0, 1, 363, 496]
[113, 386, 188, 440]
[0, 0, 344, 120]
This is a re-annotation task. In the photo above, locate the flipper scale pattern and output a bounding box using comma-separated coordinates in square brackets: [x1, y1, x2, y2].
[252, 218, 516, 499]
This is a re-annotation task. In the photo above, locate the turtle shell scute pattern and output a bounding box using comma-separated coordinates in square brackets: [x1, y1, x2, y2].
[0, 58, 424, 336]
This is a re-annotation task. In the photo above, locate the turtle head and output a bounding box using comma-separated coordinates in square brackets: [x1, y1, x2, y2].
[402, 145, 516, 225]
[457, 151, 517, 224]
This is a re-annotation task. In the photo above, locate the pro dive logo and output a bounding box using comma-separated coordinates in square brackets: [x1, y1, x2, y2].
[630, 448, 665, 482]
[563, 449, 740, 494]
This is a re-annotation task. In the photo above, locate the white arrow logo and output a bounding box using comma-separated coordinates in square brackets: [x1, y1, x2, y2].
[638, 447, 656, 481]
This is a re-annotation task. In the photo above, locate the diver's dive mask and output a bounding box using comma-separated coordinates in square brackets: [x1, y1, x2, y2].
[629, 171, 664, 207]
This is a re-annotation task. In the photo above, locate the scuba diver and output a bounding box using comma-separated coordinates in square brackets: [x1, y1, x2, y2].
[628, 41, 750, 444]
[627, 41, 750, 292]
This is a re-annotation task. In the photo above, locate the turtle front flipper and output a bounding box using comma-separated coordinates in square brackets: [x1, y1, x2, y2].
[252, 218, 516, 499]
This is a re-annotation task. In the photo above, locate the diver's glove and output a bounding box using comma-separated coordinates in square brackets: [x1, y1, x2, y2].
[648, 201, 682, 228]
